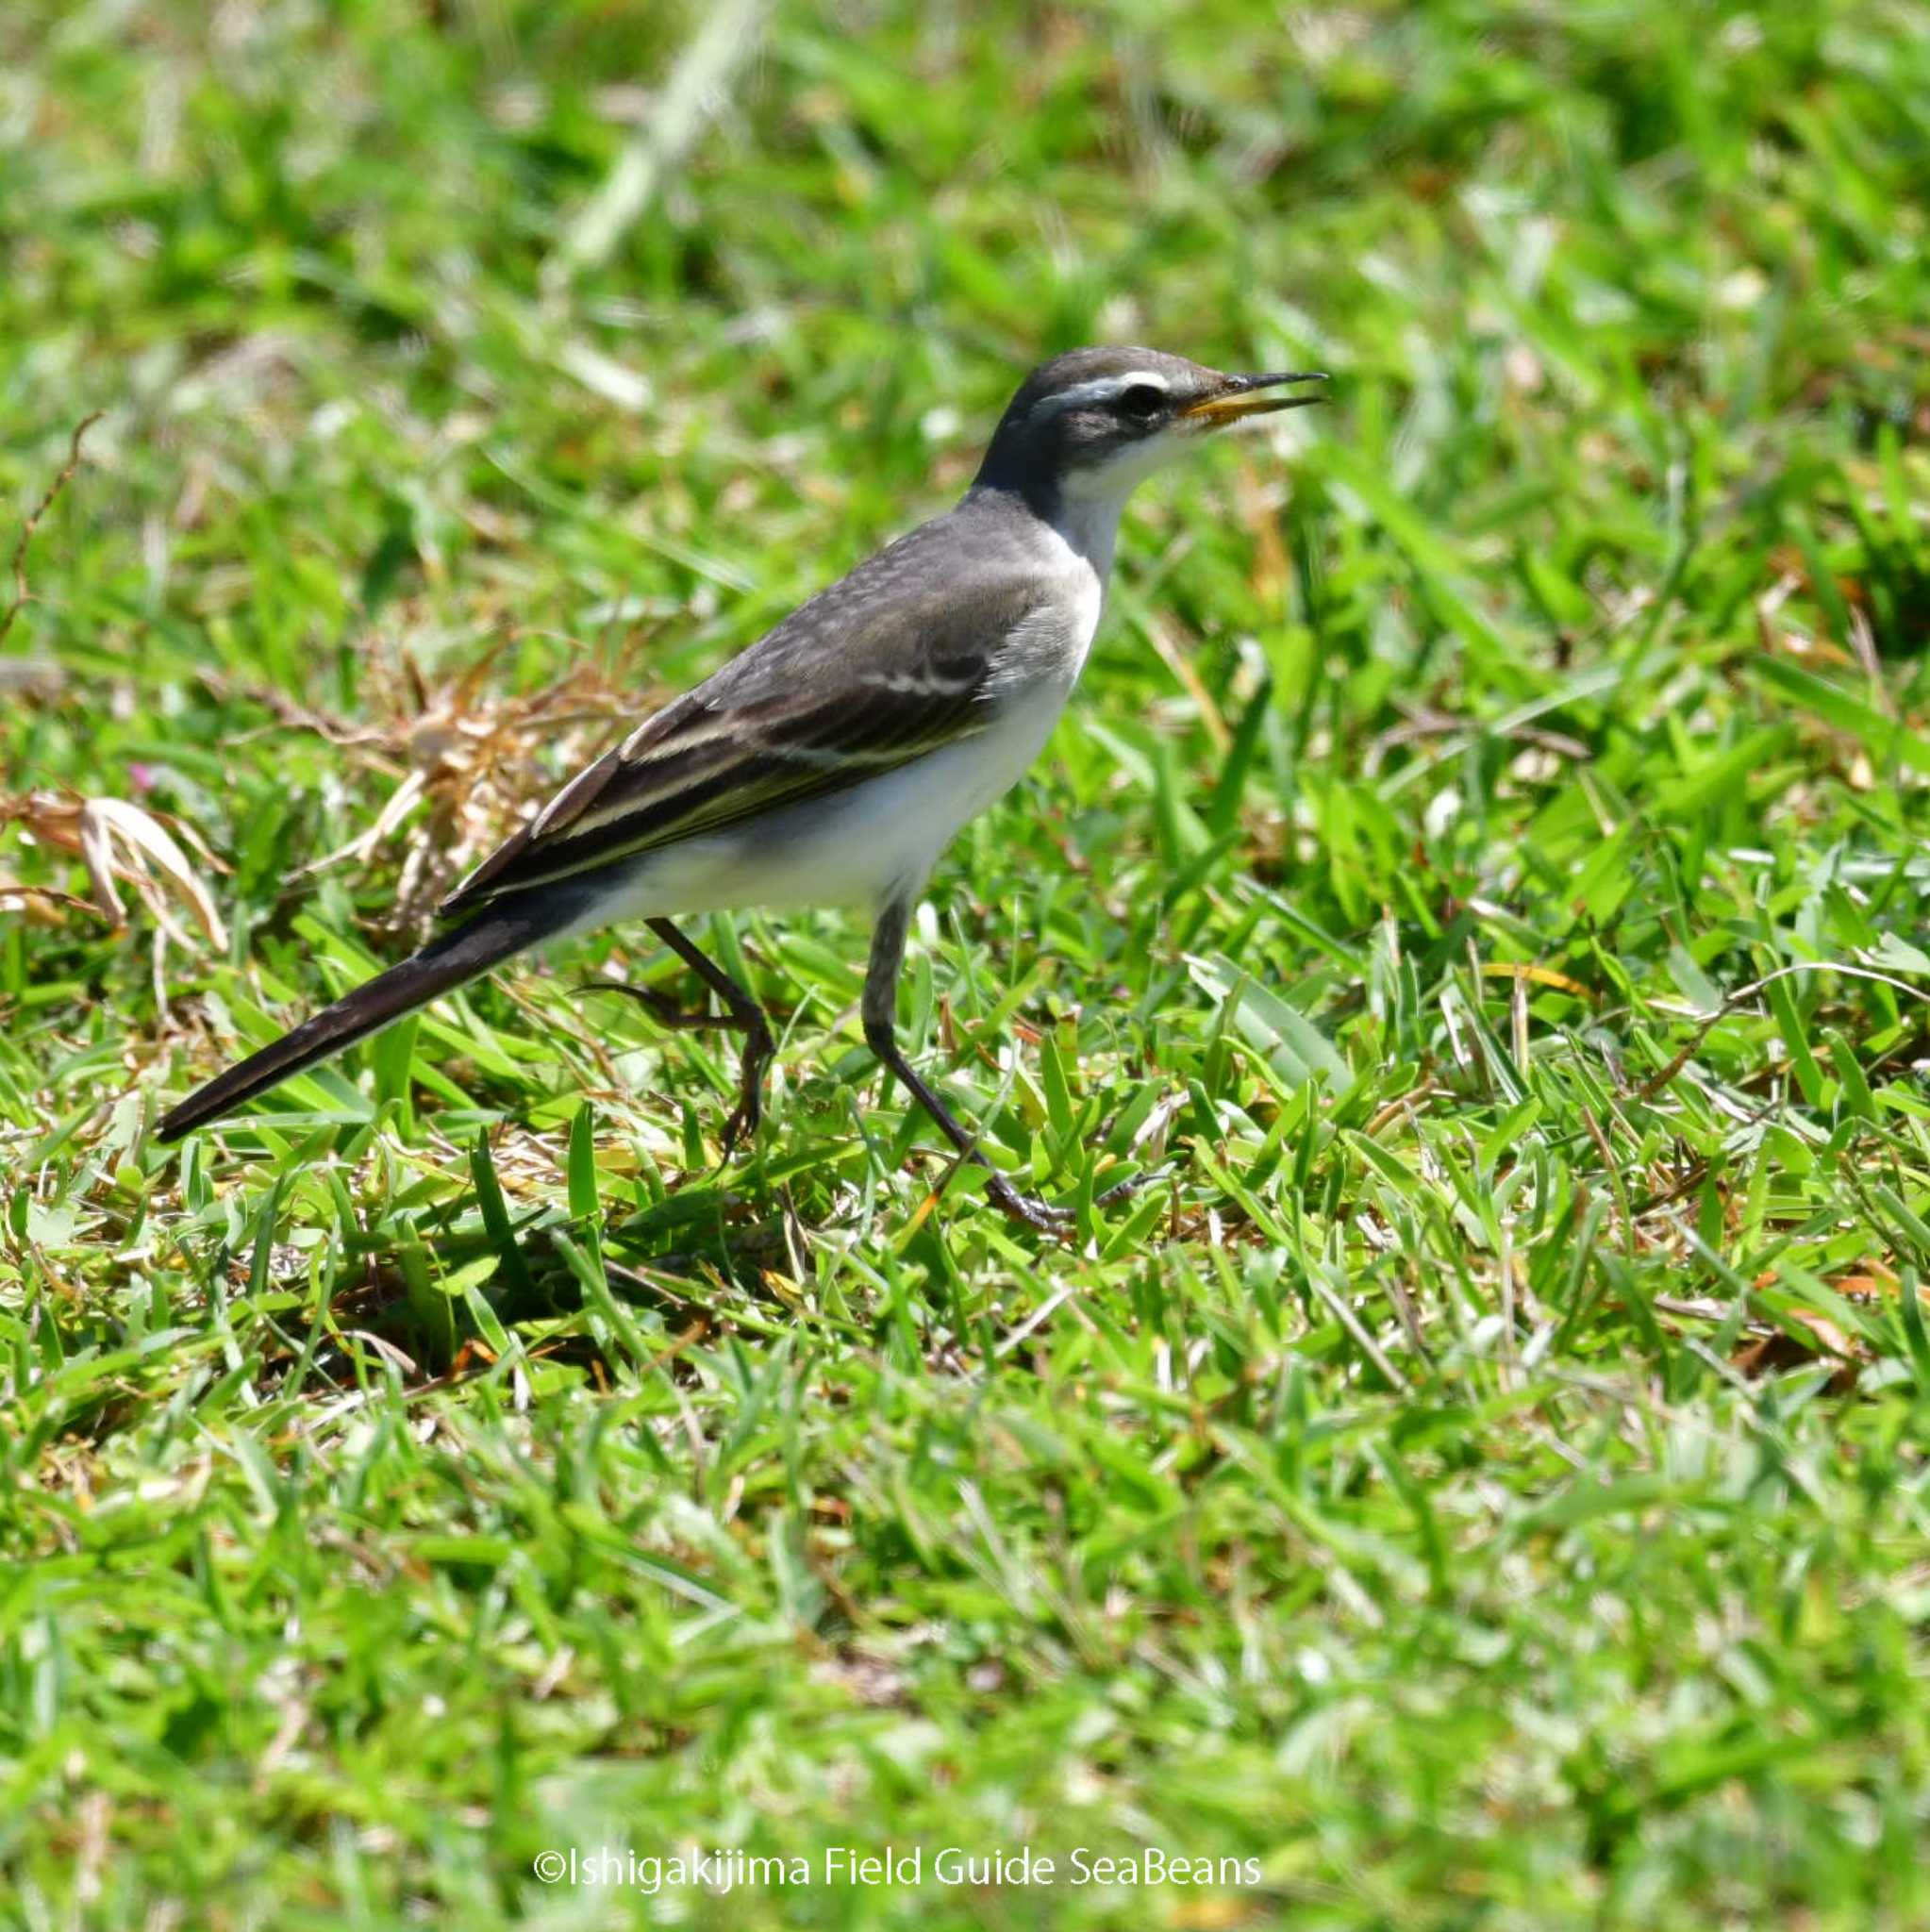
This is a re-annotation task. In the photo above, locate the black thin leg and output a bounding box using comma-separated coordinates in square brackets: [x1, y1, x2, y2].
[577, 917, 774, 1159]
[862, 895, 1077, 1232]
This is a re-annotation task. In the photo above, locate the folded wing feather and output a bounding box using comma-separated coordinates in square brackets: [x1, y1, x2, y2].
[438, 512, 1046, 920]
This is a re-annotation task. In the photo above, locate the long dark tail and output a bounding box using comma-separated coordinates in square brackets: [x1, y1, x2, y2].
[157, 887, 587, 1141]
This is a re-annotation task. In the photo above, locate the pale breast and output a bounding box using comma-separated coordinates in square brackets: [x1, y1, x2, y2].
[569, 517, 1111, 929]
[582, 692, 1068, 926]
[983, 536, 1105, 700]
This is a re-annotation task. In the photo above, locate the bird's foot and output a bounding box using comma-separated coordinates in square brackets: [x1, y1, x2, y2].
[981, 1165, 1161, 1231]
[575, 978, 702, 1030]
[572, 981, 688, 1027]
[715, 1022, 774, 1166]
[576, 979, 774, 1167]
[1093, 1166, 1163, 1209]
[985, 1173, 1075, 1230]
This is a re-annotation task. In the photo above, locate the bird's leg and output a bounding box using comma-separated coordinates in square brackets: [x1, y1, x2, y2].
[863, 896, 1077, 1231]
[578, 917, 774, 1160]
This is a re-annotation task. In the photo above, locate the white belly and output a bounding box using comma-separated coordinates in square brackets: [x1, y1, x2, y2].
[565, 693, 1069, 932]
[559, 524, 1108, 935]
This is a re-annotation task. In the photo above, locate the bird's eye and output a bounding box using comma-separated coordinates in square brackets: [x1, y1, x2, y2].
[1117, 383, 1166, 421]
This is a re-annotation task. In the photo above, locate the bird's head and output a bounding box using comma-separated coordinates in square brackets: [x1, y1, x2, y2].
[973, 346, 1326, 517]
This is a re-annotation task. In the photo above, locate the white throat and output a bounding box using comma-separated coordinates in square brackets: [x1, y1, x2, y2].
[1051, 428, 1188, 576]
[1053, 476, 1133, 576]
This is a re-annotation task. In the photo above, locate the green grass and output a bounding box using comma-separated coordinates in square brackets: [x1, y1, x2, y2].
[6, 1, 1930, 1925]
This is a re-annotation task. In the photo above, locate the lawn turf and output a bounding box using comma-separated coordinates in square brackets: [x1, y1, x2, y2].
[4, 2, 1930, 1926]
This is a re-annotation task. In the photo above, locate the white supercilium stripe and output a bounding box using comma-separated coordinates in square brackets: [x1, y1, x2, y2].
[1034, 370, 1172, 415]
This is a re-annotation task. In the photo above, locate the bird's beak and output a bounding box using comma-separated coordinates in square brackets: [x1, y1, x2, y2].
[1181, 370, 1329, 427]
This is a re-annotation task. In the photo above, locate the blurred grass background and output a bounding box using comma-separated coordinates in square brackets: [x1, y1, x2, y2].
[5, 1, 1930, 1926]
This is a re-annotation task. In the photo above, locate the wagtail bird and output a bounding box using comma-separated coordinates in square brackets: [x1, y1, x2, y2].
[158, 347, 1326, 1225]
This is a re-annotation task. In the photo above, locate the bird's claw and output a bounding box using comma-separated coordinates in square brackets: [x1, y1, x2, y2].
[711, 1024, 774, 1168]
[1094, 1165, 1164, 1208]
[579, 977, 774, 1171]
[986, 1174, 1075, 1229]
[982, 1164, 1161, 1232]
[716, 1080, 763, 1166]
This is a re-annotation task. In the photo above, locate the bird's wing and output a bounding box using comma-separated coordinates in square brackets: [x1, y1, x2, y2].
[438, 515, 1044, 919]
